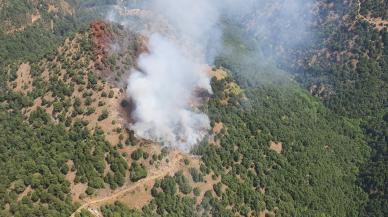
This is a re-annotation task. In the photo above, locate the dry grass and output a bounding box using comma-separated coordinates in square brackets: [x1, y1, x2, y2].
[114, 182, 154, 209]
[209, 67, 227, 80]
[225, 82, 242, 95]
[71, 183, 88, 202]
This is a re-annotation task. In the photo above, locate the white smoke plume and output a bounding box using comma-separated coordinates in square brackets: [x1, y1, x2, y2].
[125, 0, 241, 151]
[128, 34, 211, 151]
[108, 0, 313, 151]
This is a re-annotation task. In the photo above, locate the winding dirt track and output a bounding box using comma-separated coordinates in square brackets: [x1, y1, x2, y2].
[70, 152, 183, 217]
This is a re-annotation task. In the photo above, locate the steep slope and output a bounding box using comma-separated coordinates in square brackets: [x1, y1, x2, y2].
[0, 1, 385, 217]
[275, 1, 388, 215]
[0, 0, 120, 65]
[0, 21, 219, 217]
[238, 0, 387, 215]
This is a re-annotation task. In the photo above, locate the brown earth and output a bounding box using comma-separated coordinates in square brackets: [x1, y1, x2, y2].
[11, 63, 33, 94]
[17, 186, 32, 202]
[89, 20, 148, 86]
[270, 141, 283, 154]
[47, 4, 59, 13]
[213, 122, 224, 134]
[31, 12, 41, 23]
[90, 21, 113, 66]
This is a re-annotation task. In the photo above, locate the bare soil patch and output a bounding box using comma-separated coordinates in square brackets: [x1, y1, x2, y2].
[31, 13, 41, 23]
[213, 122, 224, 134]
[71, 183, 88, 202]
[17, 186, 32, 201]
[47, 4, 59, 13]
[270, 141, 283, 154]
[12, 63, 33, 94]
[208, 135, 221, 146]
[259, 209, 275, 217]
[65, 160, 76, 183]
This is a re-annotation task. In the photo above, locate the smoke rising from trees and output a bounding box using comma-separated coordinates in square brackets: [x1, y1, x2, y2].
[109, 0, 313, 151]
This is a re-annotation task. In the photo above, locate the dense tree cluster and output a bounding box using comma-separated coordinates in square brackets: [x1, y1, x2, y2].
[101, 202, 142, 217]
[281, 1, 388, 216]
[129, 162, 147, 182]
[193, 73, 369, 216]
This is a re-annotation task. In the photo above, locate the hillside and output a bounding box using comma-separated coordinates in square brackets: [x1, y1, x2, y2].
[0, 20, 221, 217]
[279, 1, 388, 215]
[0, 0, 120, 65]
[0, 0, 387, 217]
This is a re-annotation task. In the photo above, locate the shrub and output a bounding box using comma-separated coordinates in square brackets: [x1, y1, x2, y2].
[98, 110, 109, 121]
[129, 162, 147, 182]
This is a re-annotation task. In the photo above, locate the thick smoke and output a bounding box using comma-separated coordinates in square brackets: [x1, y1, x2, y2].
[125, 0, 247, 151]
[109, 0, 313, 151]
[128, 34, 211, 151]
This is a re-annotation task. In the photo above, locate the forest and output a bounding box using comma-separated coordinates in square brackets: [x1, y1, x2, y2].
[0, 0, 387, 217]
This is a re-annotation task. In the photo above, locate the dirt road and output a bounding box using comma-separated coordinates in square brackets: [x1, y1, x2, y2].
[70, 151, 183, 217]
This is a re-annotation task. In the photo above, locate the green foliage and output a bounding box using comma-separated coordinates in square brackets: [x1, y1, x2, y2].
[101, 201, 142, 217]
[131, 149, 144, 161]
[0, 104, 129, 216]
[13, 180, 26, 194]
[108, 90, 114, 98]
[0, 109, 78, 216]
[192, 70, 369, 216]
[193, 187, 200, 197]
[1, 1, 385, 217]
[189, 168, 204, 183]
[174, 171, 192, 194]
[143, 176, 199, 217]
[160, 176, 177, 195]
[87, 73, 97, 87]
[76, 209, 95, 217]
[0, 0, 115, 66]
[85, 187, 95, 195]
[129, 162, 147, 182]
[105, 150, 128, 189]
[282, 3, 388, 215]
[359, 0, 387, 19]
[98, 109, 109, 121]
